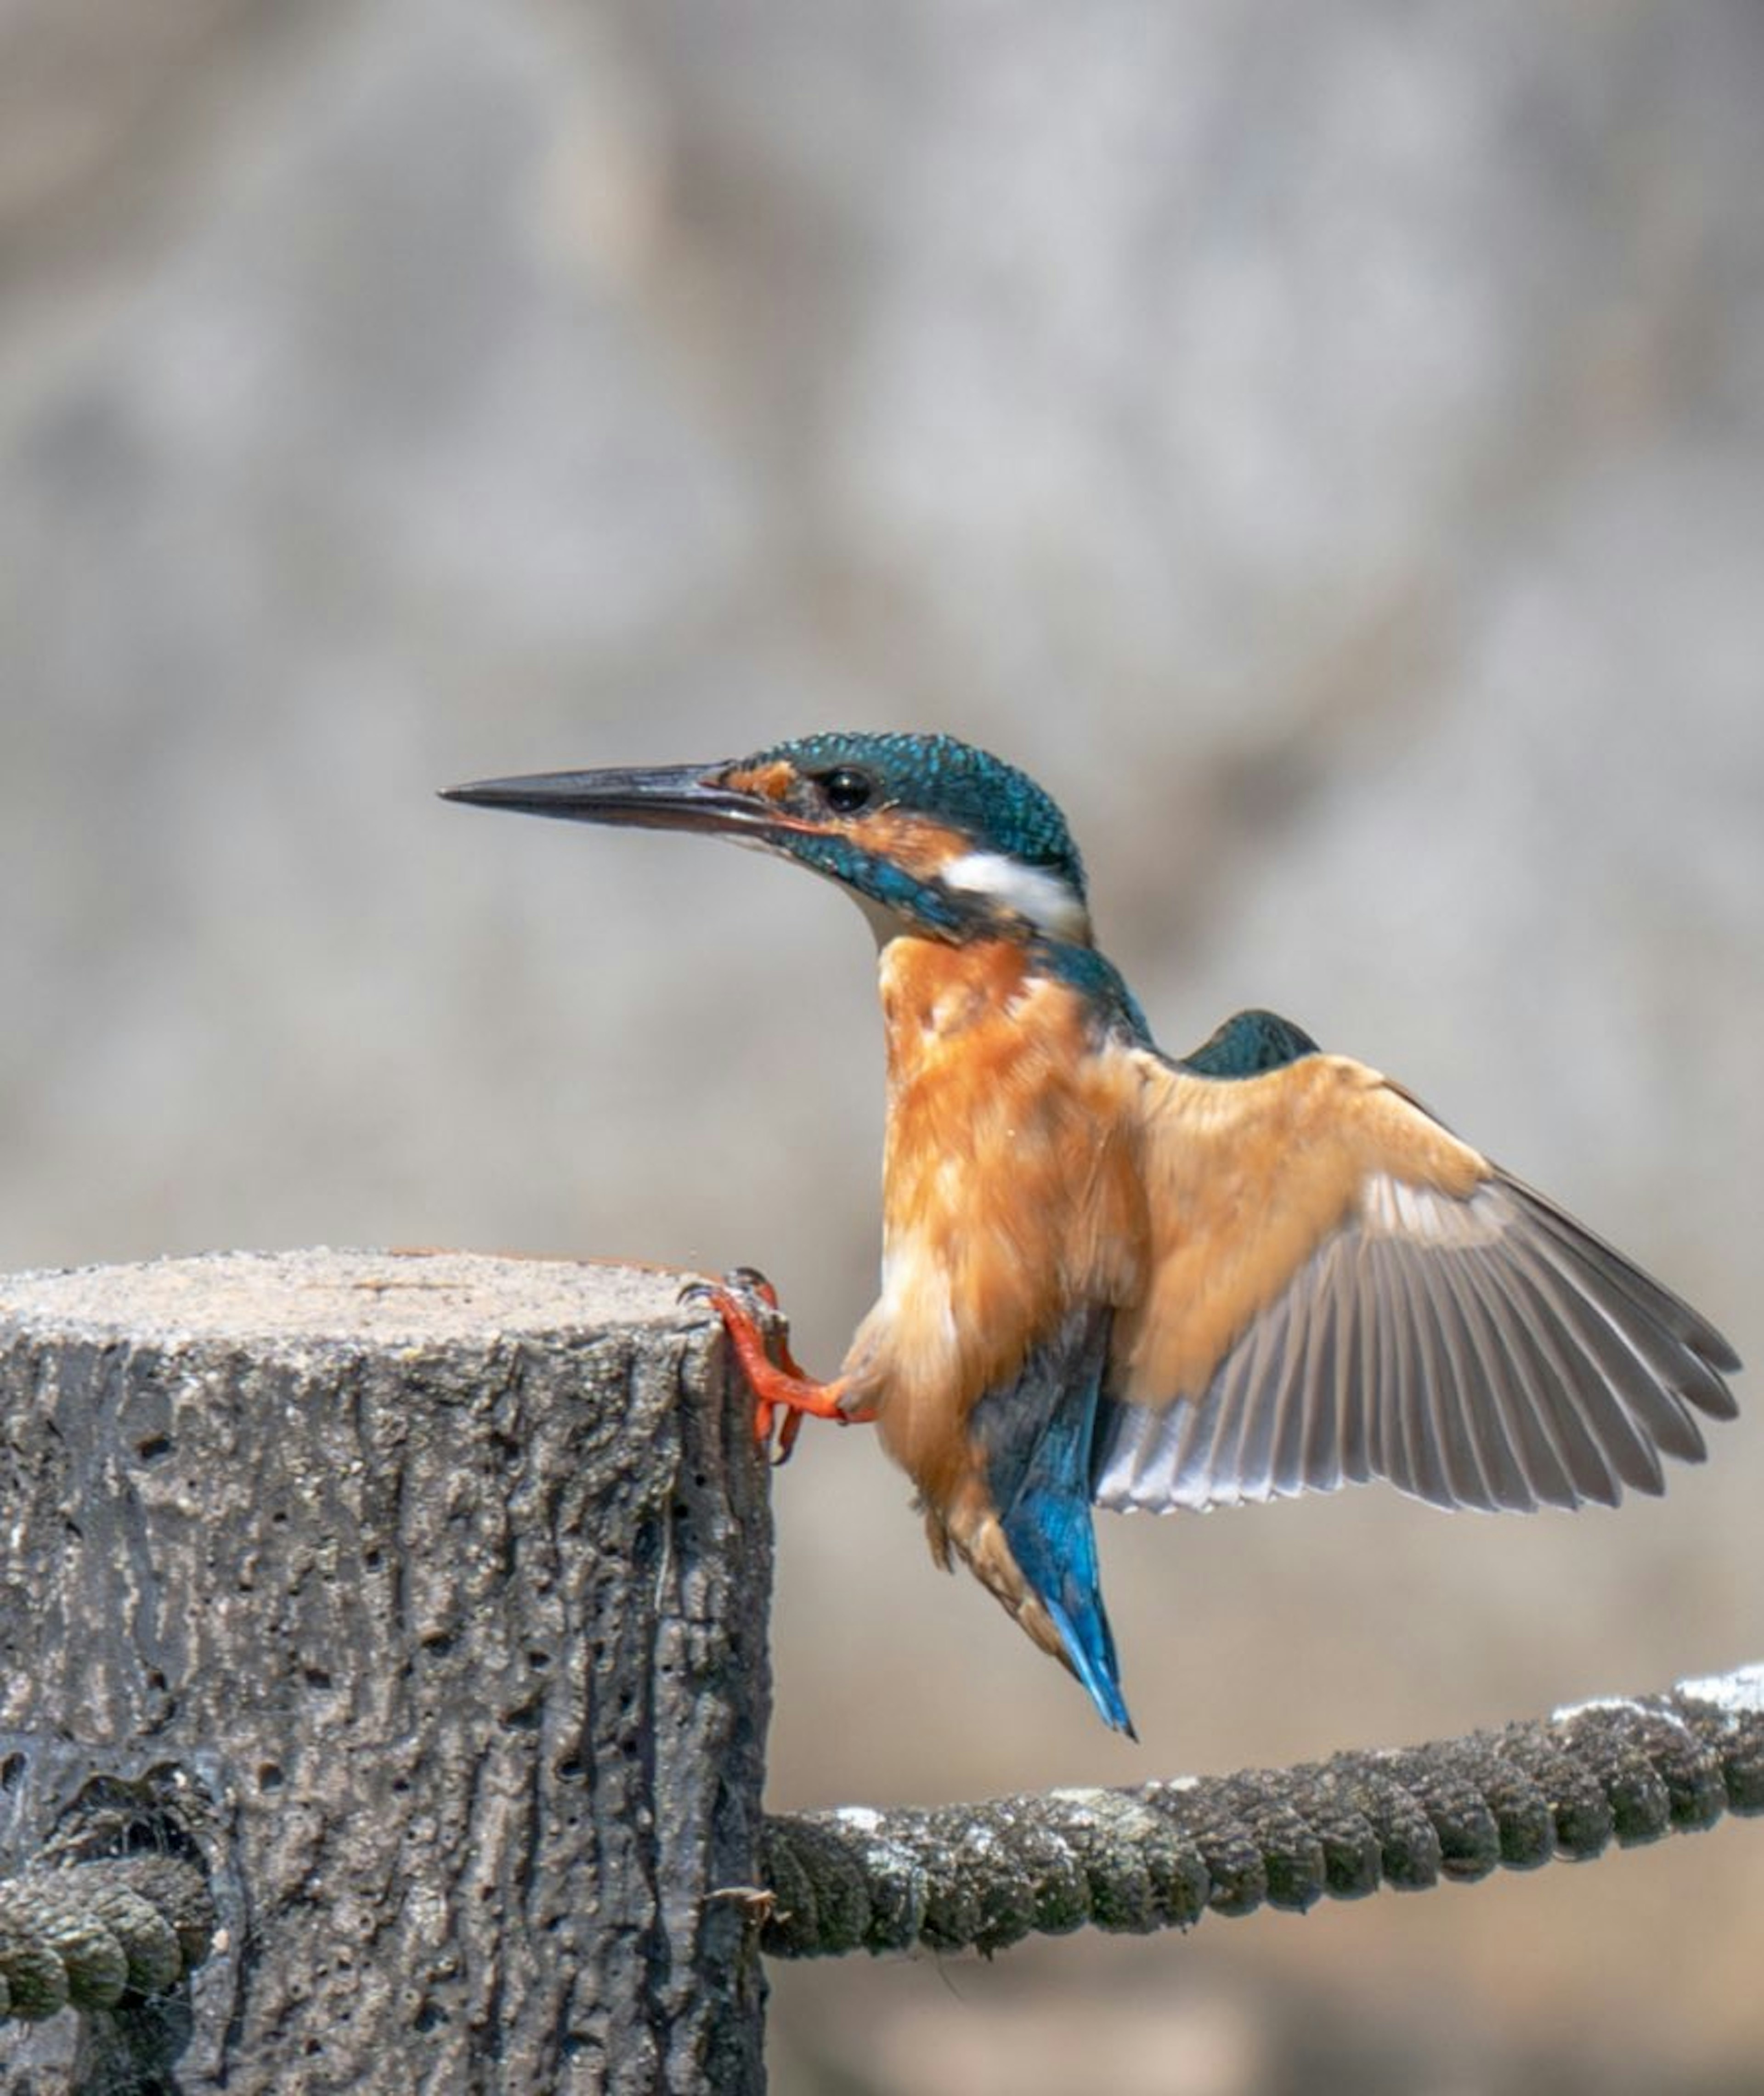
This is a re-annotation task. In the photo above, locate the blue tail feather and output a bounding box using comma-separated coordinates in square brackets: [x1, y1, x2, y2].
[972, 1306, 1134, 1735]
[1001, 1450, 1133, 1734]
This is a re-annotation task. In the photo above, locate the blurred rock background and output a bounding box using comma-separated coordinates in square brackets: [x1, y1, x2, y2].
[2, 1, 1761, 2089]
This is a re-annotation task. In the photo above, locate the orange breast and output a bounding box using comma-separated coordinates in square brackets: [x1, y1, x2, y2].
[843, 937, 1148, 1507]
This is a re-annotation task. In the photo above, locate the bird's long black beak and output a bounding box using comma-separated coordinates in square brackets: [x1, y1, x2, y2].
[440, 762, 780, 840]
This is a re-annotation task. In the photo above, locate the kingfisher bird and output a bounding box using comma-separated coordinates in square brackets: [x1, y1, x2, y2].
[444, 732, 1740, 1735]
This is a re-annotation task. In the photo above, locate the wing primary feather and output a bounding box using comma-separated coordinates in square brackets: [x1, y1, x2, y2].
[1498, 1247, 1669, 1496]
[1334, 1243, 1374, 1486]
[1243, 1294, 1302, 1501]
[1509, 1182, 1741, 1379]
[1366, 1239, 1419, 1492]
[1401, 1250, 1498, 1509]
[1424, 1252, 1538, 1512]
[1255, 1280, 1315, 1500]
[1173, 1380, 1229, 1505]
[1120, 1405, 1168, 1501]
[1389, 1236, 1484, 1507]
[1368, 1241, 1417, 1494]
[1293, 1241, 1346, 1494]
[1503, 1224, 1710, 1466]
[1122, 1398, 1189, 1510]
[1229, 1293, 1289, 1501]
[1356, 1240, 1396, 1484]
[1223, 1291, 1290, 1509]
[1182, 1341, 1240, 1492]
[1091, 1401, 1152, 1510]
[1451, 1246, 1581, 1508]
[1261, 1287, 1317, 1500]
[1470, 1244, 1623, 1507]
[1379, 1239, 1456, 1507]
[1482, 1241, 1626, 1503]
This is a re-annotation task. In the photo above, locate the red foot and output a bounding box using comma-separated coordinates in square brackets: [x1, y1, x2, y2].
[686, 1270, 876, 1464]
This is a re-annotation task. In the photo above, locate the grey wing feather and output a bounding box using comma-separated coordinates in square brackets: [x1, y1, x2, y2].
[1092, 1173, 1739, 1516]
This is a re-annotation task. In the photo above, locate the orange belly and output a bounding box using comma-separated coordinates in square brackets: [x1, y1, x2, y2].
[842, 936, 1148, 1511]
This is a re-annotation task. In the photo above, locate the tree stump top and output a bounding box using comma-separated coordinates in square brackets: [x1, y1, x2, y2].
[0, 1248, 692, 1352]
[0, 1246, 770, 2092]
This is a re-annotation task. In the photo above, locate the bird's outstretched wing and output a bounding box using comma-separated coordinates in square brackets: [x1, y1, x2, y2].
[1093, 1041, 1740, 1515]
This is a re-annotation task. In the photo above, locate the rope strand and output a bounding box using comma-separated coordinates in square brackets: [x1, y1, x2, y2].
[760, 1664, 1764, 1958]
[0, 1854, 214, 2022]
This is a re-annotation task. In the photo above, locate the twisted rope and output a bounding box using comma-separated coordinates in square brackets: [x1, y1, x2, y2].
[0, 1852, 214, 2022]
[759, 1662, 1764, 1958]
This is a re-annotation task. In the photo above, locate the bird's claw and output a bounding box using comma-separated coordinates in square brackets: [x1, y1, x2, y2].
[678, 1258, 779, 1341]
[680, 1267, 862, 1463]
[724, 1264, 780, 1309]
[678, 1266, 784, 1331]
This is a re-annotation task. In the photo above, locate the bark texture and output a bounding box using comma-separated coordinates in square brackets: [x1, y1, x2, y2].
[0, 1250, 772, 2095]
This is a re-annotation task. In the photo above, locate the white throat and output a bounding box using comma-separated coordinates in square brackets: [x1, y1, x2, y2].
[940, 849, 1091, 941]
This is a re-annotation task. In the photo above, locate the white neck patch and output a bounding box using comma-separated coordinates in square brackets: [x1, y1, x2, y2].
[940, 849, 1091, 940]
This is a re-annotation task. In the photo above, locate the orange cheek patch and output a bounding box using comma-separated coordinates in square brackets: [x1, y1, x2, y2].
[711, 776, 971, 876]
[721, 760, 798, 803]
[849, 811, 971, 883]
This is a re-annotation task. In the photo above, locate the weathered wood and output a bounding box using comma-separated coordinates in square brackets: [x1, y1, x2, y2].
[0, 1250, 772, 2095]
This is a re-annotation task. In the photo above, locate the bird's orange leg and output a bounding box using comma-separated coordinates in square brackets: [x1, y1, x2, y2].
[682, 1268, 877, 1464]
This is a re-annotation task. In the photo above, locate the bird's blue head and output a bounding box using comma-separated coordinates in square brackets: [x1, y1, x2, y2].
[443, 731, 1092, 946]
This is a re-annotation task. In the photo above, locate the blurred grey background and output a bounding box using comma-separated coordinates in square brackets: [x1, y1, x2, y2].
[3, 2, 1761, 2090]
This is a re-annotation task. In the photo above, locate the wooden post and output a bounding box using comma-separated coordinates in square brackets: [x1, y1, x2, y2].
[0, 1250, 773, 2094]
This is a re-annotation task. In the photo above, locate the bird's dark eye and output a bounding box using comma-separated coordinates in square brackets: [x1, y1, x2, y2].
[819, 766, 875, 816]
